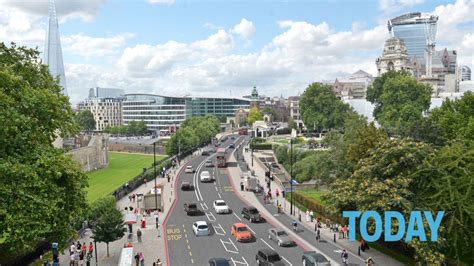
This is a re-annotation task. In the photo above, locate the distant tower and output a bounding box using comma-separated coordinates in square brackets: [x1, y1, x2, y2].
[250, 86, 259, 109]
[376, 37, 412, 75]
[44, 0, 67, 95]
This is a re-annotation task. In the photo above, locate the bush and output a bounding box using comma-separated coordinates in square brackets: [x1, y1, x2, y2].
[292, 191, 344, 224]
[250, 143, 273, 150]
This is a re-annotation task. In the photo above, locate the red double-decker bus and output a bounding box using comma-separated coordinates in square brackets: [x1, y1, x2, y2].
[238, 127, 248, 135]
[216, 147, 226, 167]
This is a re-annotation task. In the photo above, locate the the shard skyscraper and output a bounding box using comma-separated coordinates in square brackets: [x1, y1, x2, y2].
[44, 0, 67, 96]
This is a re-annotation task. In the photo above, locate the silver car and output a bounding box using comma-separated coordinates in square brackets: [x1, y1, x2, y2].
[268, 228, 295, 247]
[193, 221, 210, 236]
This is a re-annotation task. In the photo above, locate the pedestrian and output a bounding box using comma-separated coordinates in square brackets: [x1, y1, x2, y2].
[282, 190, 285, 199]
[341, 249, 349, 265]
[69, 253, 75, 266]
[88, 242, 93, 257]
[316, 228, 321, 242]
[140, 252, 145, 266]
[134, 253, 140, 266]
[132, 194, 136, 202]
[157, 223, 161, 237]
[167, 174, 170, 183]
[240, 181, 244, 191]
[366, 257, 375, 266]
[76, 241, 81, 251]
[137, 228, 142, 242]
[156, 258, 163, 266]
[74, 251, 80, 266]
[292, 220, 298, 232]
[310, 210, 314, 222]
[70, 242, 76, 255]
[342, 225, 348, 239]
[129, 195, 132, 202]
[275, 188, 279, 198]
[144, 178, 147, 186]
[306, 210, 310, 222]
[81, 242, 86, 257]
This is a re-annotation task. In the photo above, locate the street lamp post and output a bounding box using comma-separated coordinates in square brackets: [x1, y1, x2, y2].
[153, 141, 158, 212]
[290, 138, 294, 215]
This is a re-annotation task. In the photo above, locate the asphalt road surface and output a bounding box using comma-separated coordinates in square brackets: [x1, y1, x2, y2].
[167, 136, 306, 266]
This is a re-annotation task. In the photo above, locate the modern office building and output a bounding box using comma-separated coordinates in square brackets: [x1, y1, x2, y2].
[388, 12, 438, 65]
[185, 97, 250, 120]
[89, 87, 125, 99]
[334, 70, 374, 99]
[460, 65, 471, 81]
[78, 87, 125, 131]
[44, 0, 67, 95]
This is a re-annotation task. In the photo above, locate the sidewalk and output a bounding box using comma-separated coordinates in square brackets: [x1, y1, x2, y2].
[239, 146, 402, 265]
[58, 154, 196, 266]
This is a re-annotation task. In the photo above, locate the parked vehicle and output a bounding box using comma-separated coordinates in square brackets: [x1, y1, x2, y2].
[200, 171, 213, 182]
[205, 160, 213, 167]
[241, 207, 263, 223]
[213, 200, 230, 214]
[192, 221, 210, 236]
[229, 143, 235, 149]
[184, 203, 200, 215]
[181, 181, 193, 191]
[185, 165, 194, 173]
[208, 258, 231, 266]
[255, 249, 285, 265]
[302, 251, 330, 266]
[268, 228, 294, 247]
[201, 150, 210, 156]
[231, 223, 253, 242]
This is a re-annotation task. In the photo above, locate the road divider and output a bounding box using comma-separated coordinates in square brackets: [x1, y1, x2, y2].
[206, 211, 216, 222]
[231, 256, 249, 266]
[220, 238, 239, 254]
[213, 223, 226, 236]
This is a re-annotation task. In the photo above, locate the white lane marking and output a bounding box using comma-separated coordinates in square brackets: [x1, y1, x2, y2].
[206, 212, 216, 222]
[193, 159, 206, 201]
[217, 192, 222, 199]
[281, 256, 292, 266]
[260, 239, 274, 250]
[246, 225, 256, 234]
[215, 186, 218, 191]
[200, 202, 208, 211]
[233, 213, 242, 221]
[220, 238, 239, 254]
[213, 223, 226, 236]
[231, 257, 249, 266]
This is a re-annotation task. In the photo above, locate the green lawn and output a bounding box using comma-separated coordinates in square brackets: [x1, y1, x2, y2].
[86, 152, 164, 203]
[299, 188, 328, 204]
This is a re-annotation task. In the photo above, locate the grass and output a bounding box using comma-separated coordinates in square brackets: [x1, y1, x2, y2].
[299, 188, 328, 205]
[86, 152, 164, 203]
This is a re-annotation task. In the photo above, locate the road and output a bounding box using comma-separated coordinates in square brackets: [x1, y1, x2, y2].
[166, 136, 306, 266]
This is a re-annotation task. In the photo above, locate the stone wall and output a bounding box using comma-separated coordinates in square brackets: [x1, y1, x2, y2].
[68, 134, 109, 173]
[108, 143, 166, 155]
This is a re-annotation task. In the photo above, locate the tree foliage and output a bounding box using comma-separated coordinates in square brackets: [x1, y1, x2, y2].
[104, 120, 148, 135]
[366, 70, 432, 136]
[247, 107, 263, 125]
[91, 206, 125, 257]
[75, 110, 96, 131]
[300, 82, 351, 132]
[0, 43, 87, 255]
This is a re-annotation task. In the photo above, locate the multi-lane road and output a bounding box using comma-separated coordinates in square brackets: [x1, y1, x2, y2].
[166, 136, 307, 265]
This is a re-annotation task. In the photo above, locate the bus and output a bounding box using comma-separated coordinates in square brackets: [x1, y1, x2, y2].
[216, 147, 226, 167]
[238, 127, 248, 135]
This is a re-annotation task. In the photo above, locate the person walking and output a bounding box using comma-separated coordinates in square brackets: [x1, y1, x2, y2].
[342, 225, 348, 239]
[144, 178, 148, 187]
[275, 188, 280, 198]
[292, 220, 298, 232]
[157, 223, 161, 237]
[316, 228, 321, 242]
[306, 210, 310, 222]
[88, 242, 93, 258]
[139, 252, 145, 266]
[69, 253, 75, 266]
[341, 249, 349, 265]
[310, 210, 314, 222]
[134, 253, 140, 266]
[81, 242, 86, 258]
[137, 228, 142, 242]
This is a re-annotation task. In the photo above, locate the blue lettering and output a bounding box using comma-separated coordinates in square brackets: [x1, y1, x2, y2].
[360, 211, 382, 242]
[424, 211, 444, 241]
[406, 211, 426, 241]
[384, 211, 405, 241]
[343, 211, 360, 241]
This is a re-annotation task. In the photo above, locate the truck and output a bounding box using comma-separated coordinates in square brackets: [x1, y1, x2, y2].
[143, 186, 164, 212]
[241, 172, 260, 192]
[184, 203, 200, 215]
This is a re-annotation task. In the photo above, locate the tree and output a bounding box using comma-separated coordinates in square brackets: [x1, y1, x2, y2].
[247, 107, 263, 125]
[288, 117, 296, 130]
[75, 110, 96, 131]
[262, 107, 277, 121]
[367, 70, 432, 136]
[91, 207, 125, 257]
[300, 82, 351, 132]
[0, 43, 87, 257]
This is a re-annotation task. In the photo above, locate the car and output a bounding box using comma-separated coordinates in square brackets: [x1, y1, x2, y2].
[302, 251, 330, 266]
[208, 258, 231, 266]
[184, 203, 200, 215]
[185, 165, 194, 173]
[192, 221, 210, 236]
[241, 207, 263, 223]
[200, 171, 212, 182]
[205, 160, 213, 167]
[213, 200, 230, 214]
[268, 228, 295, 247]
[231, 223, 253, 242]
[229, 143, 235, 149]
[181, 181, 193, 191]
[230, 136, 236, 140]
[255, 249, 285, 265]
[201, 150, 210, 156]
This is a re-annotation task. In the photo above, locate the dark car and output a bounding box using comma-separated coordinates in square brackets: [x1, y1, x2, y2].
[256, 249, 285, 266]
[208, 258, 231, 266]
[201, 149, 210, 155]
[184, 203, 200, 215]
[229, 143, 235, 149]
[181, 181, 193, 191]
[241, 207, 263, 223]
[302, 251, 330, 266]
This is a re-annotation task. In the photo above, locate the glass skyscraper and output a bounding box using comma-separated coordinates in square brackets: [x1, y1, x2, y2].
[388, 12, 438, 63]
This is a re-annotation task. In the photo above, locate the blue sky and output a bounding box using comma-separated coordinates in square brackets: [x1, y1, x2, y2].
[0, 0, 472, 104]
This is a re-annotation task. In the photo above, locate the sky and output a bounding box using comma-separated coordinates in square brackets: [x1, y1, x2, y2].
[0, 0, 473, 105]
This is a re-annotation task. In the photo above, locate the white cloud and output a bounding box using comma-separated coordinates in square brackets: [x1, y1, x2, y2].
[378, 0, 426, 12]
[63, 33, 134, 58]
[231, 18, 256, 39]
[147, 0, 175, 5]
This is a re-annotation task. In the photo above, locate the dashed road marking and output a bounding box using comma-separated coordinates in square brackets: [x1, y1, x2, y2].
[206, 211, 216, 222]
[233, 213, 242, 221]
[213, 223, 226, 236]
[281, 256, 292, 266]
[220, 238, 239, 254]
[218, 192, 222, 199]
[260, 239, 274, 250]
[200, 202, 209, 211]
[231, 256, 249, 266]
[247, 225, 256, 234]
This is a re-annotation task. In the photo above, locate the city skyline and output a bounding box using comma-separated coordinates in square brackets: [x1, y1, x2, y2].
[0, 0, 472, 104]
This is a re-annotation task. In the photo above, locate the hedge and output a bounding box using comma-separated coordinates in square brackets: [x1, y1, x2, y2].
[292, 191, 345, 224]
[250, 143, 273, 150]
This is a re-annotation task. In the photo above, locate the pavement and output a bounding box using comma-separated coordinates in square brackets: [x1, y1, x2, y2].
[238, 141, 402, 266]
[58, 153, 196, 266]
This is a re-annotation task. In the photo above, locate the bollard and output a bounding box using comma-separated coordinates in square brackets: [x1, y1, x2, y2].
[169, 197, 171, 202]
[334, 233, 336, 242]
[298, 213, 301, 222]
[358, 246, 361, 256]
[171, 191, 172, 196]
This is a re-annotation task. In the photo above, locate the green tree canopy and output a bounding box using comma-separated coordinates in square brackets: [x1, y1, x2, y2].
[366, 70, 432, 136]
[75, 110, 96, 131]
[0, 43, 87, 257]
[300, 82, 351, 132]
[91, 206, 125, 257]
[262, 107, 277, 120]
[247, 107, 263, 125]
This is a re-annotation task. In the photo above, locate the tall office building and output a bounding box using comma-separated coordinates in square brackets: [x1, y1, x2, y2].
[388, 12, 438, 65]
[44, 0, 67, 95]
[460, 66, 471, 81]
